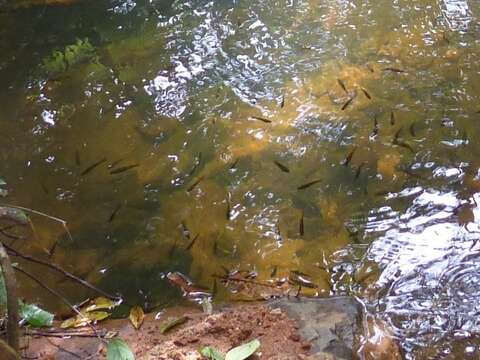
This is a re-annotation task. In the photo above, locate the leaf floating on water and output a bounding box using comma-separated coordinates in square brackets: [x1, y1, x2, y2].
[225, 339, 261, 360]
[60, 311, 111, 329]
[200, 346, 225, 360]
[19, 302, 54, 327]
[85, 296, 121, 312]
[159, 316, 187, 334]
[129, 306, 145, 330]
[107, 338, 134, 360]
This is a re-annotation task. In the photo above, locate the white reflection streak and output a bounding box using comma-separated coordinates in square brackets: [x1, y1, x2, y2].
[440, 0, 472, 30]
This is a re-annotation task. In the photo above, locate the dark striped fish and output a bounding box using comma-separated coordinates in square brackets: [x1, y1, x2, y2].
[297, 179, 322, 190]
[274, 160, 290, 173]
[343, 147, 357, 166]
[250, 116, 272, 123]
[337, 79, 348, 94]
[110, 164, 139, 174]
[341, 97, 354, 110]
[361, 88, 371, 100]
[81, 158, 107, 176]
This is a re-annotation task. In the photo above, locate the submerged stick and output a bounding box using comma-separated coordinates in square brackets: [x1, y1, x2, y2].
[0, 241, 19, 353]
[4, 244, 119, 301]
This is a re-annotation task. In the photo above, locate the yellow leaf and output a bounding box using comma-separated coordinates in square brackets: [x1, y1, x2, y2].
[85, 297, 120, 312]
[60, 311, 111, 329]
[129, 306, 145, 330]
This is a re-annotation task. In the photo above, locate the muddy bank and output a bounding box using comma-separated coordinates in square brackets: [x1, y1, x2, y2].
[24, 297, 380, 360]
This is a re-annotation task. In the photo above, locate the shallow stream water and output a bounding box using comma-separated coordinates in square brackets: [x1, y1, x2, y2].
[1, 0, 480, 358]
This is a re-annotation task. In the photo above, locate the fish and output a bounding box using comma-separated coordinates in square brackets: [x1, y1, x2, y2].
[187, 176, 204, 192]
[270, 265, 278, 278]
[226, 195, 231, 221]
[297, 179, 322, 190]
[108, 158, 124, 169]
[393, 127, 403, 143]
[81, 158, 107, 176]
[274, 160, 290, 173]
[229, 158, 239, 169]
[75, 150, 81, 166]
[187, 152, 202, 177]
[341, 97, 354, 110]
[110, 164, 139, 174]
[343, 147, 357, 166]
[289, 271, 317, 288]
[409, 122, 416, 137]
[108, 203, 123, 223]
[181, 221, 191, 241]
[383, 67, 406, 73]
[361, 88, 371, 100]
[366, 64, 375, 73]
[371, 116, 379, 138]
[337, 79, 348, 94]
[250, 116, 272, 123]
[355, 162, 366, 179]
[299, 210, 304, 237]
[280, 95, 285, 108]
[390, 111, 395, 126]
[185, 233, 199, 250]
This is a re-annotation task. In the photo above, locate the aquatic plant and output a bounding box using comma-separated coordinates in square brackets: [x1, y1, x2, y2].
[41, 38, 96, 75]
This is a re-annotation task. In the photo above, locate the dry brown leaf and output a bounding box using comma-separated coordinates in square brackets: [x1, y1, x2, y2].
[129, 306, 145, 330]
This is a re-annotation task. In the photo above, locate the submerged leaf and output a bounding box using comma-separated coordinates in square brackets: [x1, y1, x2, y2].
[200, 346, 225, 360]
[60, 311, 110, 328]
[129, 306, 145, 329]
[225, 339, 261, 360]
[85, 296, 120, 312]
[0, 207, 28, 224]
[19, 302, 54, 327]
[107, 338, 135, 360]
[159, 316, 187, 334]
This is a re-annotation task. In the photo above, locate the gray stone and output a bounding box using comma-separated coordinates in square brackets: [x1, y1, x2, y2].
[268, 296, 360, 360]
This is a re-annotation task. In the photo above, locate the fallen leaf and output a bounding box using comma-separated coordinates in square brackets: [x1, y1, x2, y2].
[129, 306, 145, 329]
[19, 302, 54, 327]
[107, 338, 134, 360]
[159, 316, 187, 334]
[225, 339, 261, 360]
[200, 346, 225, 360]
[85, 297, 120, 312]
[60, 311, 110, 329]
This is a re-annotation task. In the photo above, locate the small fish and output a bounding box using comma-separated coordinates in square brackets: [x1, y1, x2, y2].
[108, 203, 123, 223]
[250, 116, 272, 123]
[409, 122, 416, 137]
[270, 265, 278, 278]
[280, 95, 285, 108]
[108, 158, 124, 169]
[337, 79, 348, 94]
[297, 179, 322, 190]
[299, 210, 304, 237]
[383, 67, 406, 73]
[366, 64, 375, 73]
[390, 111, 395, 126]
[289, 270, 317, 288]
[343, 147, 357, 166]
[187, 176, 204, 192]
[81, 158, 107, 176]
[396, 140, 415, 153]
[187, 152, 202, 177]
[274, 160, 290, 173]
[185, 233, 199, 250]
[341, 97, 354, 110]
[393, 127, 403, 143]
[181, 221, 191, 241]
[355, 162, 366, 179]
[229, 158, 239, 169]
[371, 116, 379, 138]
[226, 195, 231, 221]
[110, 164, 139, 174]
[361, 88, 371, 100]
[75, 150, 81, 166]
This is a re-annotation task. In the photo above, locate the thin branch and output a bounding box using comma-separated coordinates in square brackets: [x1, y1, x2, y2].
[0, 241, 20, 353]
[4, 243, 119, 301]
[12, 265, 105, 343]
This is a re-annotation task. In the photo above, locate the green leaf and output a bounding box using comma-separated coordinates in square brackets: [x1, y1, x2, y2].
[225, 339, 260, 360]
[159, 316, 187, 334]
[0, 270, 6, 310]
[107, 338, 135, 360]
[200, 346, 225, 360]
[19, 302, 54, 327]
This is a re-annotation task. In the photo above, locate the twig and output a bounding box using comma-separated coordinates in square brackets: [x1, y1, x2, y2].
[26, 329, 109, 338]
[0, 241, 20, 353]
[12, 265, 105, 343]
[46, 338, 82, 359]
[4, 243, 119, 301]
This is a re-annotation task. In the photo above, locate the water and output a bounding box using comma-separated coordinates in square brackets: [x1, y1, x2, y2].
[1, 0, 480, 358]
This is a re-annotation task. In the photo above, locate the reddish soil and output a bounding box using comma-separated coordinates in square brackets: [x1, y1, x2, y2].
[23, 303, 313, 360]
